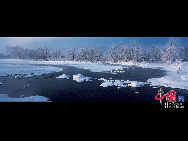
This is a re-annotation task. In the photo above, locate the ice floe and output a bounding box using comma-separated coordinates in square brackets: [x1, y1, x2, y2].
[73, 74, 92, 82]
[100, 80, 114, 87]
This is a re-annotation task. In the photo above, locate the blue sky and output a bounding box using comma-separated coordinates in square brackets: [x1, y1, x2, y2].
[0, 37, 188, 54]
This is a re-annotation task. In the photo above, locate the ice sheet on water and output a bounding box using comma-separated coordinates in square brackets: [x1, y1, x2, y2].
[0, 94, 50, 102]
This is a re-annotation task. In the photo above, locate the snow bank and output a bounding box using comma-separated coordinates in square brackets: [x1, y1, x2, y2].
[73, 74, 92, 82]
[138, 61, 188, 90]
[56, 74, 70, 79]
[66, 62, 125, 73]
[0, 59, 63, 76]
[0, 59, 126, 74]
[0, 94, 50, 102]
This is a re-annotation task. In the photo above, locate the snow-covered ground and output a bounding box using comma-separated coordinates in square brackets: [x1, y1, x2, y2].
[0, 94, 51, 102]
[137, 61, 188, 90]
[0, 59, 125, 73]
[0, 59, 63, 76]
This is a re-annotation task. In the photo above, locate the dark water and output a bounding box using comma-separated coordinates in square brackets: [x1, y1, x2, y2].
[33, 64, 188, 102]
[1, 64, 188, 102]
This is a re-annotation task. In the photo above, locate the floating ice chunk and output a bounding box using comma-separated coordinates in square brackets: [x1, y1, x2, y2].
[114, 80, 123, 86]
[0, 82, 3, 85]
[73, 74, 86, 82]
[98, 78, 106, 81]
[100, 80, 114, 87]
[73, 74, 92, 82]
[114, 80, 127, 88]
[0, 94, 50, 102]
[135, 92, 139, 94]
[56, 74, 70, 79]
[128, 81, 141, 87]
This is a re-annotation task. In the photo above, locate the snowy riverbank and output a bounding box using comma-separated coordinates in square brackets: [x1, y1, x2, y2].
[138, 62, 188, 90]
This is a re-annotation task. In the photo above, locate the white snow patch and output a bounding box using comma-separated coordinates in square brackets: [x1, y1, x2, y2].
[0, 94, 51, 102]
[143, 62, 188, 90]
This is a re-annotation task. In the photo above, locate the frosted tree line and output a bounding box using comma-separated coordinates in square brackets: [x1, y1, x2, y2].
[5, 46, 63, 60]
[3, 37, 188, 65]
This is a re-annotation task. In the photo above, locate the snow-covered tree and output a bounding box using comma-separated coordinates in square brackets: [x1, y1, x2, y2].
[76, 47, 103, 62]
[129, 40, 143, 63]
[108, 45, 118, 62]
[67, 48, 76, 61]
[150, 46, 161, 62]
[53, 49, 61, 60]
[161, 37, 179, 65]
[179, 46, 188, 61]
[5, 45, 25, 59]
